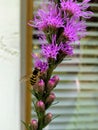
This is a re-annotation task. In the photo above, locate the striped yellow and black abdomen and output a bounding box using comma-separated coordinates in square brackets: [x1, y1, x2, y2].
[30, 68, 41, 86]
[30, 74, 37, 86]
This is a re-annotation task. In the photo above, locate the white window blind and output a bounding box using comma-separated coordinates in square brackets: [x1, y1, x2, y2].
[31, 0, 98, 130]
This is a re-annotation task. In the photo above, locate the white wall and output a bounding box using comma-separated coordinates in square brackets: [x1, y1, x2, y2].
[0, 0, 22, 130]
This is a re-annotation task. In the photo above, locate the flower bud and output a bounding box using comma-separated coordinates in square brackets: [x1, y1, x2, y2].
[31, 119, 38, 130]
[44, 113, 53, 126]
[47, 75, 59, 92]
[47, 79, 55, 92]
[52, 75, 59, 85]
[36, 100, 45, 112]
[45, 92, 56, 109]
[37, 79, 45, 94]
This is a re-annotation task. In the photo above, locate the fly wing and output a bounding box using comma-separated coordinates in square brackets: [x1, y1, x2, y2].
[20, 74, 32, 82]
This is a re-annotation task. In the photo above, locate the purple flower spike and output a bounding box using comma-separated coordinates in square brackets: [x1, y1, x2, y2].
[60, 0, 93, 19]
[23, 0, 93, 129]
[28, 3, 64, 30]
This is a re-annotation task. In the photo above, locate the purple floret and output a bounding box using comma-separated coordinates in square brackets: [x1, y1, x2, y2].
[60, 0, 93, 18]
[63, 18, 86, 43]
[42, 43, 59, 60]
[34, 59, 48, 73]
[59, 42, 74, 56]
[28, 3, 64, 31]
[41, 35, 60, 59]
[32, 54, 48, 73]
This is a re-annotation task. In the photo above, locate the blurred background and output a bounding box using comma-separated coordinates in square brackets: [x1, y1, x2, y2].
[0, 0, 21, 130]
[0, 0, 98, 130]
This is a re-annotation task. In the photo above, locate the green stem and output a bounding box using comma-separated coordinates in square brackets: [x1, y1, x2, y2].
[38, 112, 45, 130]
[46, 67, 54, 82]
[38, 119, 43, 130]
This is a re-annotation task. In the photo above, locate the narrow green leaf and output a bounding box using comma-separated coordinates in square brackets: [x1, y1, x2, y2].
[21, 120, 31, 130]
[52, 114, 60, 121]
